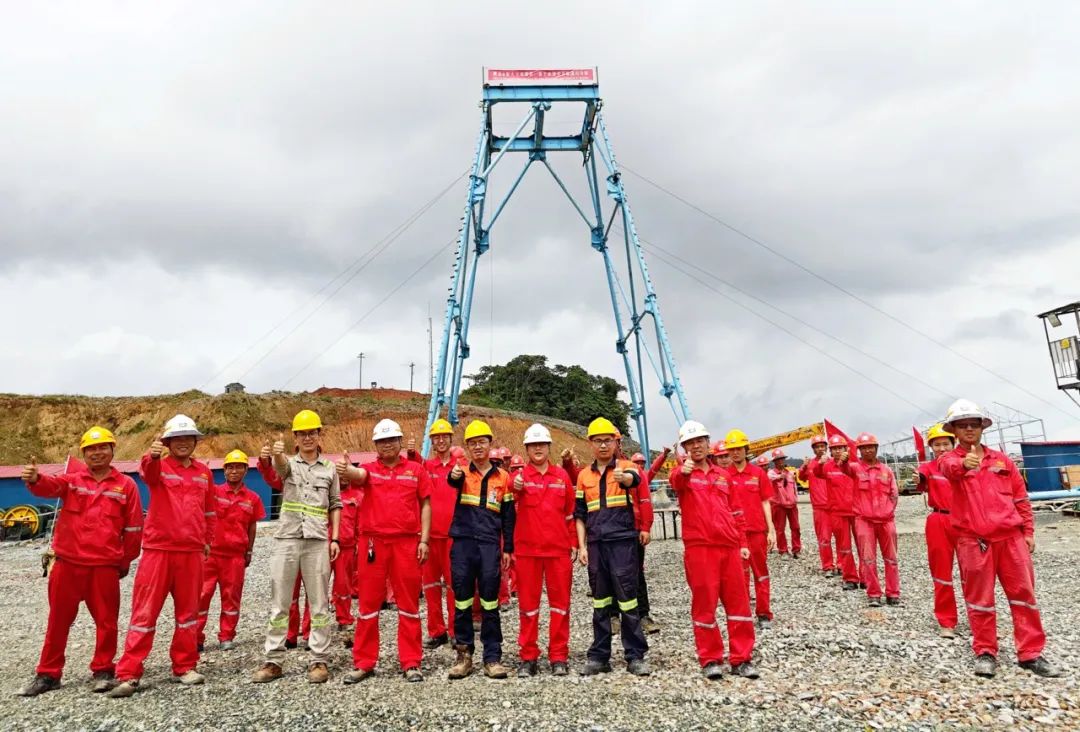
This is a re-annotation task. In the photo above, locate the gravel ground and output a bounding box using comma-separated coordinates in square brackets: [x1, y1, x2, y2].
[4, 495, 1079, 731]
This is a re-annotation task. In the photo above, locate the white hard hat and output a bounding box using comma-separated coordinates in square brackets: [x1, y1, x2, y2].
[372, 418, 404, 441]
[523, 423, 552, 445]
[162, 414, 203, 440]
[678, 420, 710, 445]
[943, 399, 992, 429]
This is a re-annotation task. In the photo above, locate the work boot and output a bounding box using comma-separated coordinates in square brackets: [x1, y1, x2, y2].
[702, 662, 724, 681]
[832, 569, 843, 578]
[779, 552, 790, 560]
[1019, 657, 1063, 678]
[580, 659, 612, 676]
[551, 662, 569, 677]
[16, 675, 60, 697]
[732, 662, 760, 679]
[843, 582, 859, 591]
[517, 660, 538, 678]
[627, 659, 652, 677]
[483, 661, 510, 679]
[251, 662, 283, 683]
[757, 617, 772, 630]
[343, 668, 375, 684]
[868, 597, 883, 608]
[424, 632, 449, 650]
[822, 569, 833, 577]
[174, 670, 205, 685]
[792, 552, 800, 559]
[938, 626, 957, 639]
[307, 663, 329, 684]
[106, 680, 139, 698]
[284, 639, 298, 649]
[197, 643, 205, 653]
[219, 640, 235, 651]
[974, 654, 998, 678]
[642, 615, 662, 635]
[403, 667, 424, 683]
[448, 645, 474, 680]
[886, 597, 901, 606]
[859, 583, 867, 590]
[91, 671, 115, 693]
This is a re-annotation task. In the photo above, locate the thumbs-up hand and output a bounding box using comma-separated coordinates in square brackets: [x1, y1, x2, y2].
[963, 449, 981, 471]
[450, 463, 464, 480]
[272, 433, 285, 457]
[149, 436, 165, 459]
[560, 448, 572, 461]
[22, 457, 39, 484]
[681, 458, 694, 475]
[513, 472, 524, 491]
[336, 456, 351, 477]
[260, 439, 271, 460]
[407, 436, 416, 453]
[612, 466, 628, 486]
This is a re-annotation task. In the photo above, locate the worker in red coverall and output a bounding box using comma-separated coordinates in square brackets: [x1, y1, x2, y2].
[18, 427, 143, 697]
[768, 449, 801, 559]
[339, 418, 432, 683]
[840, 434, 900, 607]
[406, 420, 459, 649]
[670, 421, 759, 682]
[197, 449, 265, 652]
[939, 399, 1061, 679]
[814, 435, 861, 589]
[511, 423, 578, 677]
[722, 430, 776, 630]
[333, 478, 362, 635]
[798, 435, 835, 575]
[914, 423, 961, 638]
[628, 447, 670, 635]
[109, 414, 217, 697]
[713, 443, 732, 470]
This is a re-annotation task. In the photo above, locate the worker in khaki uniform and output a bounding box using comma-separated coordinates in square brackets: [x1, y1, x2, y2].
[252, 410, 342, 684]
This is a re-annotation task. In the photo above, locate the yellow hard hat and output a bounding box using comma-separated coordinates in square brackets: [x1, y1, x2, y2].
[224, 449, 249, 466]
[927, 423, 955, 443]
[587, 417, 618, 439]
[724, 429, 750, 450]
[291, 409, 323, 432]
[463, 419, 494, 442]
[430, 418, 454, 436]
[80, 426, 116, 450]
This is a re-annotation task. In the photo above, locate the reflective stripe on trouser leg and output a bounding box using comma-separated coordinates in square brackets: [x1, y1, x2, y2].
[685, 545, 723, 666]
[515, 555, 544, 662]
[744, 531, 772, 620]
[956, 535, 999, 658]
[997, 533, 1046, 662]
[353, 535, 388, 671]
[218, 554, 247, 642]
[264, 539, 303, 663]
[925, 512, 959, 629]
[387, 537, 423, 670]
[545, 555, 573, 663]
[83, 564, 122, 676]
[37, 560, 121, 679]
[588, 539, 647, 663]
[168, 551, 204, 676]
[477, 541, 504, 664]
[855, 518, 882, 598]
[451, 539, 480, 652]
[196, 553, 221, 645]
[423, 538, 452, 639]
[116, 549, 174, 681]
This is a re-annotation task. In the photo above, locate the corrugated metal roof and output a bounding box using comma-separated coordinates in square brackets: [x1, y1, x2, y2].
[0, 451, 379, 479]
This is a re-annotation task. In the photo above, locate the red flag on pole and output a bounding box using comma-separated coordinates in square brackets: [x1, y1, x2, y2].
[823, 418, 856, 451]
[912, 427, 926, 463]
[64, 454, 87, 474]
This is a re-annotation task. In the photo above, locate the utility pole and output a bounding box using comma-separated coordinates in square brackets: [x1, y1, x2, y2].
[357, 352, 365, 389]
[408, 362, 416, 392]
[428, 314, 434, 395]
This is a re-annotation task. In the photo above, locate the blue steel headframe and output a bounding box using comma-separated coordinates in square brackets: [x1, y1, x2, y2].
[423, 75, 691, 456]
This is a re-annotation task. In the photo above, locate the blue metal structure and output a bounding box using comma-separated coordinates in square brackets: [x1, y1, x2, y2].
[1020, 441, 1080, 493]
[423, 69, 691, 456]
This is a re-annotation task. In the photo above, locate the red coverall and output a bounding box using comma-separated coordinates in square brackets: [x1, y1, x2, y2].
[671, 464, 755, 668]
[726, 462, 774, 620]
[29, 467, 143, 680]
[814, 459, 860, 583]
[416, 454, 457, 641]
[916, 459, 959, 629]
[768, 468, 801, 556]
[351, 458, 432, 673]
[197, 482, 264, 644]
[331, 484, 362, 626]
[799, 457, 834, 571]
[940, 445, 1045, 662]
[844, 460, 900, 600]
[512, 462, 577, 664]
[115, 454, 216, 681]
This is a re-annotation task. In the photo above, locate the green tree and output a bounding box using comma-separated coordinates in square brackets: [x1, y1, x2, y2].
[462, 355, 631, 435]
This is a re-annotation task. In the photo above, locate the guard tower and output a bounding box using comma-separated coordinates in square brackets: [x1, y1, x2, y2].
[1037, 302, 1080, 408]
[423, 68, 691, 455]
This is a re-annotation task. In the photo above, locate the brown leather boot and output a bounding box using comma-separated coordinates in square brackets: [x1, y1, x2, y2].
[448, 645, 473, 679]
[483, 661, 510, 679]
[307, 663, 330, 684]
[251, 663, 283, 683]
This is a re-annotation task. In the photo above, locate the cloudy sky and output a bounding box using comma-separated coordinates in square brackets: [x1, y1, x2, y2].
[4, 2, 1080, 454]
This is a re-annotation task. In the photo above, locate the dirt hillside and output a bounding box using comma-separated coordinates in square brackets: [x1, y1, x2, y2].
[0, 389, 606, 465]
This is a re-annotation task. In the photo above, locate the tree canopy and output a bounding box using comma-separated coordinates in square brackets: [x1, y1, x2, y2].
[461, 355, 631, 435]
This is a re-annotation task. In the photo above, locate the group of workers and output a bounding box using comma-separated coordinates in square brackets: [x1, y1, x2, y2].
[15, 396, 1061, 697]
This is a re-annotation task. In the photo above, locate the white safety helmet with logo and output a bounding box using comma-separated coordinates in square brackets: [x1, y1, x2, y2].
[943, 399, 992, 429]
[678, 420, 710, 445]
[522, 423, 552, 445]
[372, 418, 404, 441]
[162, 414, 203, 440]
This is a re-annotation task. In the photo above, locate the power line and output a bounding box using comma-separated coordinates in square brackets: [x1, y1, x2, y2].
[199, 171, 465, 391]
[282, 239, 457, 387]
[621, 164, 1079, 422]
[645, 245, 940, 417]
